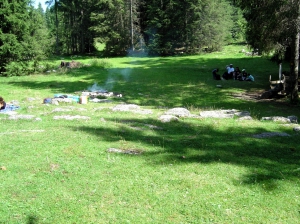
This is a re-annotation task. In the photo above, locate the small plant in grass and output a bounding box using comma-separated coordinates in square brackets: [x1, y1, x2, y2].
[57, 66, 70, 74]
[89, 58, 112, 68]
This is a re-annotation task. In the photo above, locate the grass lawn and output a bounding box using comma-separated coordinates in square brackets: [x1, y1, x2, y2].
[0, 44, 299, 223]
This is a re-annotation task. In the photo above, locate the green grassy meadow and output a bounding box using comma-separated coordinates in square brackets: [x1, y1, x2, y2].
[0, 45, 299, 223]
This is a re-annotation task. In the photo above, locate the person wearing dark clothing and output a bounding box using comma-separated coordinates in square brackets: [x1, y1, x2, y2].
[234, 67, 241, 80]
[212, 68, 221, 80]
[0, 97, 6, 110]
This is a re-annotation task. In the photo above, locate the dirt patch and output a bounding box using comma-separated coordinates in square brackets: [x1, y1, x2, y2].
[232, 90, 287, 103]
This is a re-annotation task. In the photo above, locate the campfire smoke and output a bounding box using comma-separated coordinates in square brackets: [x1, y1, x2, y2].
[82, 82, 122, 98]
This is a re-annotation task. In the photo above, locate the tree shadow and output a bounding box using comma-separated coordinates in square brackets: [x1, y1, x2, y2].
[6, 54, 300, 190]
[7, 56, 294, 116]
[26, 215, 39, 224]
[72, 116, 300, 190]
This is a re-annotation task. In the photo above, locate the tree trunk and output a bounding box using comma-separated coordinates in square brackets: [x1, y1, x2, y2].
[291, 5, 300, 104]
[55, 0, 59, 55]
[130, 0, 134, 51]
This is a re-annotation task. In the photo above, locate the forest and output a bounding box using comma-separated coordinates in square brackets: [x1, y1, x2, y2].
[1, 0, 300, 97]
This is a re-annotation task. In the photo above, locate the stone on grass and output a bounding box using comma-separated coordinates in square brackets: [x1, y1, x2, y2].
[165, 107, 191, 117]
[293, 126, 300, 132]
[288, 116, 298, 123]
[200, 109, 240, 118]
[234, 111, 251, 117]
[144, 124, 163, 130]
[253, 132, 291, 138]
[158, 115, 179, 123]
[52, 108, 72, 112]
[53, 115, 90, 120]
[107, 148, 142, 155]
[8, 115, 36, 120]
[52, 107, 87, 112]
[238, 116, 253, 121]
[261, 116, 291, 123]
[111, 104, 152, 114]
[112, 104, 140, 111]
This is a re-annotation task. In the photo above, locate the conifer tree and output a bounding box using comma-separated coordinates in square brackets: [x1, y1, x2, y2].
[237, 0, 299, 103]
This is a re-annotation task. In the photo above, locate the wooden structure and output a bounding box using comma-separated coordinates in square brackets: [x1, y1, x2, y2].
[269, 74, 288, 95]
[270, 74, 300, 95]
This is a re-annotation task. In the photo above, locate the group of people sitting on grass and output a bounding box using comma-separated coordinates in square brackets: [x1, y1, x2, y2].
[212, 64, 254, 81]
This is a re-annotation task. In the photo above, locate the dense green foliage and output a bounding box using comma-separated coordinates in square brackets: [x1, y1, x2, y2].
[140, 0, 233, 55]
[236, 0, 300, 103]
[0, 0, 51, 76]
[0, 0, 247, 75]
[237, 0, 299, 58]
[90, 0, 245, 56]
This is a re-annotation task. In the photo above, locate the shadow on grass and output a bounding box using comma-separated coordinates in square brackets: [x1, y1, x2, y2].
[6, 56, 297, 116]
[72, 115, 300, 191]
[26, 215, 39, 224]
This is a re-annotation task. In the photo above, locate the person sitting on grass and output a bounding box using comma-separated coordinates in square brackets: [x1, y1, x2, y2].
[245, 73, 255, 81]
[236, 68, 246, 81]
[212, 68, 221, 80]
[222, 64, 234, 80]
[241, 69, 248, 80]
[0, 97, 6, 110]
[234, 67, 241, 80]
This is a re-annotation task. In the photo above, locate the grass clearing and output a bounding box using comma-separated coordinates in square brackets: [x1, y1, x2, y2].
[0, 44, 299, 223]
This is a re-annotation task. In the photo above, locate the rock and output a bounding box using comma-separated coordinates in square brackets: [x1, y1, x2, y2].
[53, 115, 90, 120]
[293, 126, 300, 132]
[111, 104, 152, 114]
[107, 148, 142, 155]
[112, 104, 140, 111]
[238, 116, 253, 121]
[261, 116, 291, 123]
[200, 109, 243, 118]
[234, 111, 251, 117]
[158, 115, 179, 123]
[52, 108, 72, 112]
[288, 115, 298, 123]
[144, 124, 163, 130]
[253, 132, 291, 138]
[165, 107, 191, 117]
[8, 115, 36, 120]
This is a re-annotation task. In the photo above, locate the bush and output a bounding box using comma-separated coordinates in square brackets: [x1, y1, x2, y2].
[3, 61, 30, 77]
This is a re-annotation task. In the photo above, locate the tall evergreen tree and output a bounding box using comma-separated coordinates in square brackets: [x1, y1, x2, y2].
[90, 0, 138, 56]
[140, 0, 233, 55]
[0, 0, 50, 76]
[237, 0, 299, 103]
[46, 0, 60, 54]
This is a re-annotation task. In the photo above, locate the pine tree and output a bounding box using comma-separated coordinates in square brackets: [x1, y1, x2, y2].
[237, 0, 299, 103]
